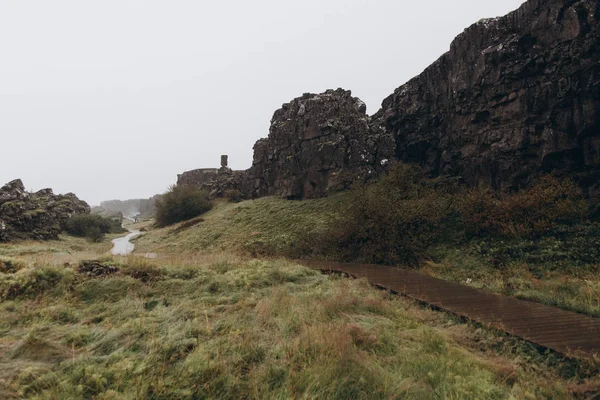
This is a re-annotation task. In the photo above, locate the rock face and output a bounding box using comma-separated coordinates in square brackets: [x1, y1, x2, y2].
[178, 90, 394, 199]
[250, 89, 394, 198]
[0, 179, 91, 242]
[177, 169, 220, 187]
[178, 0, 599, 199]
[377, 0, 600, 194]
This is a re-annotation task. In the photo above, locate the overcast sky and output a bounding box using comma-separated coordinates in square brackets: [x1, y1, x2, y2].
[0, 0, 525, 206]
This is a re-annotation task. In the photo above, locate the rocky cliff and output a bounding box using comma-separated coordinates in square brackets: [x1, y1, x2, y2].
[0, 179, 90, 241]
[250, 89, 394, 199]
[178, 0, 599, 199]
[377, 0, 599, 194]
[179, 90, 394, 199]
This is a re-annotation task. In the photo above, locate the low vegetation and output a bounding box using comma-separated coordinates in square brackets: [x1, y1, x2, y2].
[155, 185, 212, 227]
[2, 164, 599, 398]
[134, 165, 599, 320]
[65, 214, 126, 242]
[224, 189, 243, 203]
[1, 237, 598, 398]
[311, 164, 589, 265]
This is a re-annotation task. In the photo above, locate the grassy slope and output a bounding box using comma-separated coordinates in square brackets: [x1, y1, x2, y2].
[1, 240, 597, 399]
[135, 195, 600, 318]
[134, 195, 348, 256]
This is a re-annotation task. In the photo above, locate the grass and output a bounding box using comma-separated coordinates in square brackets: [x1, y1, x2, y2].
[134, 195, 600, 319]
[1, 197, 599, 398]
[1, 244, 598, 398]
[133, 195, 347, 256]
[422, 246, 600, 318]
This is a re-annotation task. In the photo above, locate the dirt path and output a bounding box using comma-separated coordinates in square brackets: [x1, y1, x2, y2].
[298, 260, 600, 359]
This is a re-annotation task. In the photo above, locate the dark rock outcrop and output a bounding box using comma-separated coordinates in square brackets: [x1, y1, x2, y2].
[178, 90, 394, 199]
[177, 169, 220, 187]
[178, 0, 599, 200]
[177, 158, 254, 199]
[249, 89, 394, 198]
[78, 260, 119, 277]
[0, 179, 90, 241]
[377, 0, 600, 194]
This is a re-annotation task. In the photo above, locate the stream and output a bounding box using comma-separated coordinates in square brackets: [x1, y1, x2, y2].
[111, 229, 141, 256]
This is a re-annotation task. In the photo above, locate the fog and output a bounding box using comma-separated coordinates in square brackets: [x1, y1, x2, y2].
[0, 0, 524, 205]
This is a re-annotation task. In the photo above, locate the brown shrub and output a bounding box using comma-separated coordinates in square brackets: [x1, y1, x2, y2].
[309, 163, 589, 265]
[459, 176, 587, 238]
[313, 163, 458, 265]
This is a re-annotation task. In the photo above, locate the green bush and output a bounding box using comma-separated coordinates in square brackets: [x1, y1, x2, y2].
[155, 185, 213, 227]
[64, 214, 124, 242]
[470, 222, 600, 268]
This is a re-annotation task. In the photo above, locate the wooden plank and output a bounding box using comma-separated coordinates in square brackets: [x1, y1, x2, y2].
[298, 260, 600, 358]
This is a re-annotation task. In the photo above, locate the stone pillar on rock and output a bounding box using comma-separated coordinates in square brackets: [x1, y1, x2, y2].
[219, 155, 231, 173]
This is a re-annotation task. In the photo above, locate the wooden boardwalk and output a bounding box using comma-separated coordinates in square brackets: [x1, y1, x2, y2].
[298, 260, 600, 359]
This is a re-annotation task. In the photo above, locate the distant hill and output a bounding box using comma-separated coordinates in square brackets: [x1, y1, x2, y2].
[99, 195, 160, 219]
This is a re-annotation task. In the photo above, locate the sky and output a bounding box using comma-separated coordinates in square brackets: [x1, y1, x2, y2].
[0, 0, 525, 206]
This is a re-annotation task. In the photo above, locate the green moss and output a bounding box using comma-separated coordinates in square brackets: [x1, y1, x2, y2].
[23, 209, 46, 217]
[0, 201, 23, 210]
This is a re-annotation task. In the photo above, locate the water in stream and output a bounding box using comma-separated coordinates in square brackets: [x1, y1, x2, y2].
[111, 230, 141, 256]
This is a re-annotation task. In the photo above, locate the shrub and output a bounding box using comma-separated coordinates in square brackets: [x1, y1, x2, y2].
[458, 176, 588, 238]
[155, 185, 213, 227]
[0, 256, 26, 273]
[224, 189, 242, 203]
[64, 214, 124, 242]
[311, 164, 590, 266]
[0, 266, 74, 300]
[314, 164, 458, 265]
[470, 222, 600, 267]
[85, 227, 105, 243]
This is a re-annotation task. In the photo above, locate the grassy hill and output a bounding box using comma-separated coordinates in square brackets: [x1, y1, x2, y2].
[135, 193, 600, 320]
[133, 194, 348, 256]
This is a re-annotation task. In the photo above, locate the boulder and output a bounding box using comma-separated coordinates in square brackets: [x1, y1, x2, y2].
[0, 179, 90, 241]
